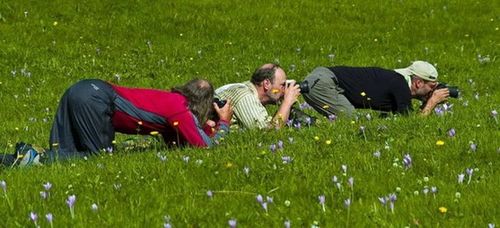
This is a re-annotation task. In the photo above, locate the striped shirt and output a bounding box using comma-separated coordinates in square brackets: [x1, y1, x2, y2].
[215, 81, 271, 129]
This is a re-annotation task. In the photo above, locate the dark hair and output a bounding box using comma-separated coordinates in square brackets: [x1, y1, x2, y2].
[171, 79, 214, 124]
[250, 64, 280, 85]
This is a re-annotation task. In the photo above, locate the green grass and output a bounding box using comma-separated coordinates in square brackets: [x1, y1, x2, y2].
[1, 0, 499, 226]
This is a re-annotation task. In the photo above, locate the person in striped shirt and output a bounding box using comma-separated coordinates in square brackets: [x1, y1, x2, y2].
[215, 63, 301, 129]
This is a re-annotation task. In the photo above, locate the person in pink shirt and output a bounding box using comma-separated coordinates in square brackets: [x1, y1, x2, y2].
[1, 78, 233, 166]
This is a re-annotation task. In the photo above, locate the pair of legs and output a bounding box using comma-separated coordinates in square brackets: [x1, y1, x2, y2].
[49, 79, 117, 161]
[1, 79, 117, 167]
[302, 67, 355, 118]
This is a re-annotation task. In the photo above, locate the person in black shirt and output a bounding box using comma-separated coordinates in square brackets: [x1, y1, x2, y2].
[301, 61, 449, 118]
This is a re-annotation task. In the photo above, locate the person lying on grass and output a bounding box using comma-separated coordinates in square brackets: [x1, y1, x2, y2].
[1, 78, 233, 167]
[300, 60, 451, 118]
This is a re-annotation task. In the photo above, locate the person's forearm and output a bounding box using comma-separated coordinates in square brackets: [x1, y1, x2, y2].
[272, 100, 295, 128]
[420, 99, 437, 116]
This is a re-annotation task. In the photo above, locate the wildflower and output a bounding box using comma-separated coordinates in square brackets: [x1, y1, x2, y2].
[365, 113, 372, 121]
[447, 128, 456, 137]
[492, 110, 498, 117]
[43, 182, 52, 191]
[470, 143, 477, 152]
[66, 195, 76, 219]
[243, 166, 250, 176]
[402, 154, 412, 169]
[436, 140, 445, 146]
[269, 144, 277, 153]
[332, 176, 338, 183]
[360, 92, 366, 97]
[341, 164, 348, 174]
[91, 203, 98, 212]
[288, 137, 294, 143]
[228, 219, 237, 228]
[431, 186, 438, 194]
[266, 196, 273, 203]
[373, 150, 381, 158]
[46, 213, 53, 225]
[172, 121, 179, 127]
[318, 195, 326, 212]
[438, 206, 447, 213]
[325, 140, 332, 145]
[378, 196, 387, 206]
[422, 188, 429, 195]
[488, 223, 495, 228]
[284, 200, 291, 207]
[138, 121, 143, 125]
[40, 191, 48, 200]
[0, 180, 6, 193]
[328, 114, 337, 121]
[182, 156, 190, 163]
[256, 194, 264, 204]
[457, 173, 465, 184]
[388, 193, 397, 213]
[277, 140, 284, 149]
[150, 131, 159, 136]
[344, 198, 351, 208]
[284, 220, 291, 228]
[30, 212, 38, 226]
[314, 136, 320, 141]
[347, 177, 354, 188]
[455, 192, 461, 198]
[466, 168, 473, 184]
[282, 156, 293, 164]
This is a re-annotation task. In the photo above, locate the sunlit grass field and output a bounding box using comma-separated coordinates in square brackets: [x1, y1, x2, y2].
[1, 0, 499, 226]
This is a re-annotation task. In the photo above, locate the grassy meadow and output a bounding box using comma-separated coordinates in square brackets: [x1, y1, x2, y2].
[0, 0, 499, 227]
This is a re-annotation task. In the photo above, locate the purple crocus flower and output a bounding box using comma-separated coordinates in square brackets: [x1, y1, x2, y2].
[261, 202, 268, 212]
[466, 168, 473, 176]
[228, 219, 237, 228]
[269, 144, 277, 153]
[344, 198, 351, 208]
[431, 186, 438, 194]
[388, 193, 397, 213]
[66, 195, 76, 208]
[30, 212, 37, 222]
[434, 106, 444, 116]
[457, 173, 465, 184]
[328, 114, 337, 122]
[266, 196, 274, 203]
[470, 143, 477, 152]
[403, 154, 412, 169]
[207, 190, 213, 199]
[492, 110, 498, 117]
[91, 203, 98, 212]
[293, 122, 301, 129]
[284, 220, 291, 228]
[277, 140, 284, 150]
[422, 188, 429, 195]
[256, 194, 264, 204]
[305, 117, 312, 126]
[45, 213, 53, 224]
[164, 223, 172, 228]
[243, 166, 250, 176]
[282, 156, 293, 164]
[318, 195, 326, 212]
[66, 195, 76, 219]
[0, 180, 6, 193]
[347, 177, 354, 188]
[378, 197, 387, 206]
[332, 175, 338, 183]
[341, 164, 347, 174]
[286, 119, 293, 127]
[40, 191, 48, 200]
[488, 223, 495, 228]
[300, 102, 311, 110]
[43, 182, 52, 191]
[448, 128, 456, 137]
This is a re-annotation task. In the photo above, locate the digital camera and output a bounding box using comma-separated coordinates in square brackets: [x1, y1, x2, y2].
[435, 83, 459, 98]
[286, 80, 310, 93]
[213, 98, 227, 108]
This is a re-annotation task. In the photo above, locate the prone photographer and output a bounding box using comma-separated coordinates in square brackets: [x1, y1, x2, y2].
[298, 60, 457, 118]
[215, 63, 301, 129]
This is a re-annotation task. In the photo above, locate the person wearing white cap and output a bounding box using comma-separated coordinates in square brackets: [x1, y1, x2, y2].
[301, 60, 450, 118]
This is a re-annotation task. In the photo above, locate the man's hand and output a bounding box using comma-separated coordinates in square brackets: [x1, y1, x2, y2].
[282, 82, 301, 107]
[421, 88, 450, 116]
[214, 99, 233, 122]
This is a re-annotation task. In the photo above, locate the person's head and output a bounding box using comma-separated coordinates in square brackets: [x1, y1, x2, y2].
[396, 61, 439, 98]
[171, 79, 214, 124]
[251, 63, 287, 104]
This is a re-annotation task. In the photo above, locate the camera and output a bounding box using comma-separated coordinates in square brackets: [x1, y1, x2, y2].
[213, 98, 227, 108]
[286, 80, 310, 93]
[435, 83, 459, 98]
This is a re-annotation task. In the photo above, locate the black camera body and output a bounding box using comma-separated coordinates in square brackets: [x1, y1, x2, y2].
[213, 98, 227, 108]
[287, 80, 310, 93]
[435, 83, 459, 98]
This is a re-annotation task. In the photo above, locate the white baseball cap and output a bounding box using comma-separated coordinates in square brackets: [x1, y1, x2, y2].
[394, 61, 438, 82]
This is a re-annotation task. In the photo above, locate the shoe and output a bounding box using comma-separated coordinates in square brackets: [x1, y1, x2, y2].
[13, 142, 45, 167]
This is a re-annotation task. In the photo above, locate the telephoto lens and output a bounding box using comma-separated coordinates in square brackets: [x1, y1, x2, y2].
[435, 83, 459, 98]
[285, 80, 310, 93]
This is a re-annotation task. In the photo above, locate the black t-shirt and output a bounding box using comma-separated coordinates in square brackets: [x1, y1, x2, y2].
[328, 66, 412, 114]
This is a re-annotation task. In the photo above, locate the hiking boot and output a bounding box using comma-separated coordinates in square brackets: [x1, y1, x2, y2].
[13, 142, 45, 167]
